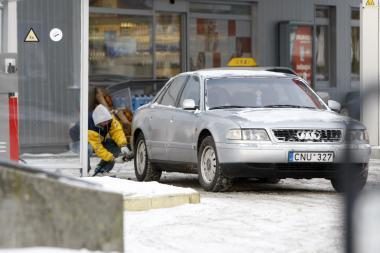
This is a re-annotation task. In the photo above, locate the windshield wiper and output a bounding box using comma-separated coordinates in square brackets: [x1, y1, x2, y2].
[263, 105, 315, 109]
[208, 105, 258, 110]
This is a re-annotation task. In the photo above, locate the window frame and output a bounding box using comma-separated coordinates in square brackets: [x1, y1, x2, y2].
[314, 5, 336, 88]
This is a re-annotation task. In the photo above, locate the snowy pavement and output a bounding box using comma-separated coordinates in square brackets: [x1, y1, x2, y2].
[82, 176, 198, 198]
[5, 157, 380, 253]
[123, 162, 380, 253]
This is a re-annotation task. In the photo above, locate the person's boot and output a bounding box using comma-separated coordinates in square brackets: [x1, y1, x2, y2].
[92, 165, 105, 177]
[92, 160, 113, 177]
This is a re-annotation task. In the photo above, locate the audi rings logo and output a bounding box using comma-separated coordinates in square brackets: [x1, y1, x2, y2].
[296, 130, 322, 141]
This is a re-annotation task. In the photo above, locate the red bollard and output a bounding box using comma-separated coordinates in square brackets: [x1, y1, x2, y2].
[8, 93, 19, 161]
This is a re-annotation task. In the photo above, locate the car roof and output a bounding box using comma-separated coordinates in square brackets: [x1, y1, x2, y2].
[186, 67, 297, 79]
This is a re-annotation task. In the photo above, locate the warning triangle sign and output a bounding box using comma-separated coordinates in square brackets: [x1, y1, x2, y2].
[24, 28, 39, 42]
[366, 0, 375, 6]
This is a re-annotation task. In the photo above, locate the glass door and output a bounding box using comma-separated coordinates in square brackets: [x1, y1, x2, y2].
[0, 0, 86, 173]
[155, 13, 184, 79]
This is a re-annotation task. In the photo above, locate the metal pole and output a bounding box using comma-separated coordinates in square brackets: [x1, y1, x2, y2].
[80, 0, 89, 176]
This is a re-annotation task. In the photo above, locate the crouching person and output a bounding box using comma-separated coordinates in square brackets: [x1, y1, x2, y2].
[89, 104, 133, 176]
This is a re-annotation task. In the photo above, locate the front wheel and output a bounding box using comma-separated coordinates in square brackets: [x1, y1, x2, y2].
[330, 165, 368, 193]
[134, 133, 162, 182]
[198, 136, 232, 192]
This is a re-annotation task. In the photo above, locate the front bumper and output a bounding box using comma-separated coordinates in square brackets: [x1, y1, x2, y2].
[216, 142, 371, 179]
[216, 142, 371, 164]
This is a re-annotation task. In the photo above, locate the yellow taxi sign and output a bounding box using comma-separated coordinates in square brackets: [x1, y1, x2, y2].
[227, 57, 257, 67]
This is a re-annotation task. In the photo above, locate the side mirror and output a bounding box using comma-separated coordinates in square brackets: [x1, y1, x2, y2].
[316, 91, 330, 103]
[182, 99, 196, 110]
[328, 100, 341, 112]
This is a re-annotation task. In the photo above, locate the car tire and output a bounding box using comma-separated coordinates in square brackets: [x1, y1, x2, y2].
[134, 133, 162, 182]
[330, 165, 368, 193]
[198, 136, 232, 192]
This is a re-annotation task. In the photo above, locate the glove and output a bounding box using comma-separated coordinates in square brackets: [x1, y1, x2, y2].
[121, 146, 133, 158]
[114, 156, 125, 164]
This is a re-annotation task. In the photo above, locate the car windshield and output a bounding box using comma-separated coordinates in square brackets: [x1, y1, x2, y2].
[205, 77, 327, 110]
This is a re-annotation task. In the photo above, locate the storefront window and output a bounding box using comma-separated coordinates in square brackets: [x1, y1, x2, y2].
[156, 13, 182, 79]
[90, 0, 153, 9]
[289, 25, 313, 84]
[351, 9, 360, 82]
[351, 27, 360, 81]
[89, 13, 153, 78]
[315, 25, 329, 82]
[315, 6, 335, 84]
[189, 18, 251, 70]
[351, 9, 360, 20]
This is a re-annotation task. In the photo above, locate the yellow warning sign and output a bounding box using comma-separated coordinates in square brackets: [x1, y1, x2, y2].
[366, 0, 375, 6]
[24, 28, 39, 42]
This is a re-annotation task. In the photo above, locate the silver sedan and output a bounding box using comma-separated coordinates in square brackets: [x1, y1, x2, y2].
[131, 69, 371, 192]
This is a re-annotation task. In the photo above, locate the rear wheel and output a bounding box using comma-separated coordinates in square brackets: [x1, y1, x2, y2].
[330, 165, 368, 193]
[198, 136, 232, 192]
[134, 133, 162, 181]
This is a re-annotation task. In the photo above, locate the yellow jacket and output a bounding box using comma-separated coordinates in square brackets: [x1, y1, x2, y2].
[88, 116, 127, 161]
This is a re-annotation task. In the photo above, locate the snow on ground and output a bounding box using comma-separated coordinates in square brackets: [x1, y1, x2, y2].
[7, 157, 380, 253]
[124, 178, 344, 253]
[83, 176, 197, 198]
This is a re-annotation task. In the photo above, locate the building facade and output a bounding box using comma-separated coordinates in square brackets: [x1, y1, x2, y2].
[89, 0, 361, 100]
[0, 0, 361, 154]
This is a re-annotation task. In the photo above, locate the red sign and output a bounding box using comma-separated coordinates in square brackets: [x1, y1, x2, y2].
[291, 26, 313, 84]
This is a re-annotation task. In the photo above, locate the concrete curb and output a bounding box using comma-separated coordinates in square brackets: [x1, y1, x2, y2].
[124, 192, 201, 211]
[0, 163, 124, 252]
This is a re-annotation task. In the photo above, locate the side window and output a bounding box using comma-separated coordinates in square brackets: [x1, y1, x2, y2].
[160, 76, 187, 106]
[154, 80, 173, 103]
[179, 75, 201, 108]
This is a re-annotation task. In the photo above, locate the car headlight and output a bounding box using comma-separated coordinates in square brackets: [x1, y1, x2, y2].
[346, 130, 369, 143]
[226, 129, 242, 140]
[227, 129, 270, 141]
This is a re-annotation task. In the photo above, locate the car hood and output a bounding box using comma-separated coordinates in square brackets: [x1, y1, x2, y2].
[206, 108, 365, 129]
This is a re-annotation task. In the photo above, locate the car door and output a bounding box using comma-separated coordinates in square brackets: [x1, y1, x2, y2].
[148, 75, 188, 161]
[167, 75, 201, 163]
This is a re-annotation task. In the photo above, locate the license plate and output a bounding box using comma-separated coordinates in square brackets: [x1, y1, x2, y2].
[288, 152, 334, 163]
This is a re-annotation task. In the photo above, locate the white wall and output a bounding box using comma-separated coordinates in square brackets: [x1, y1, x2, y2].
[6, 0, 17, 53]
[361, 0, 379, 146]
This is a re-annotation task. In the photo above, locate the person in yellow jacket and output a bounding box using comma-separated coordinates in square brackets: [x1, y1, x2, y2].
[89, 104, 133, 176]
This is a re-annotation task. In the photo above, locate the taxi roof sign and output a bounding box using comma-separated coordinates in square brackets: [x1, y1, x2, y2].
[227, 57, 257, 67]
